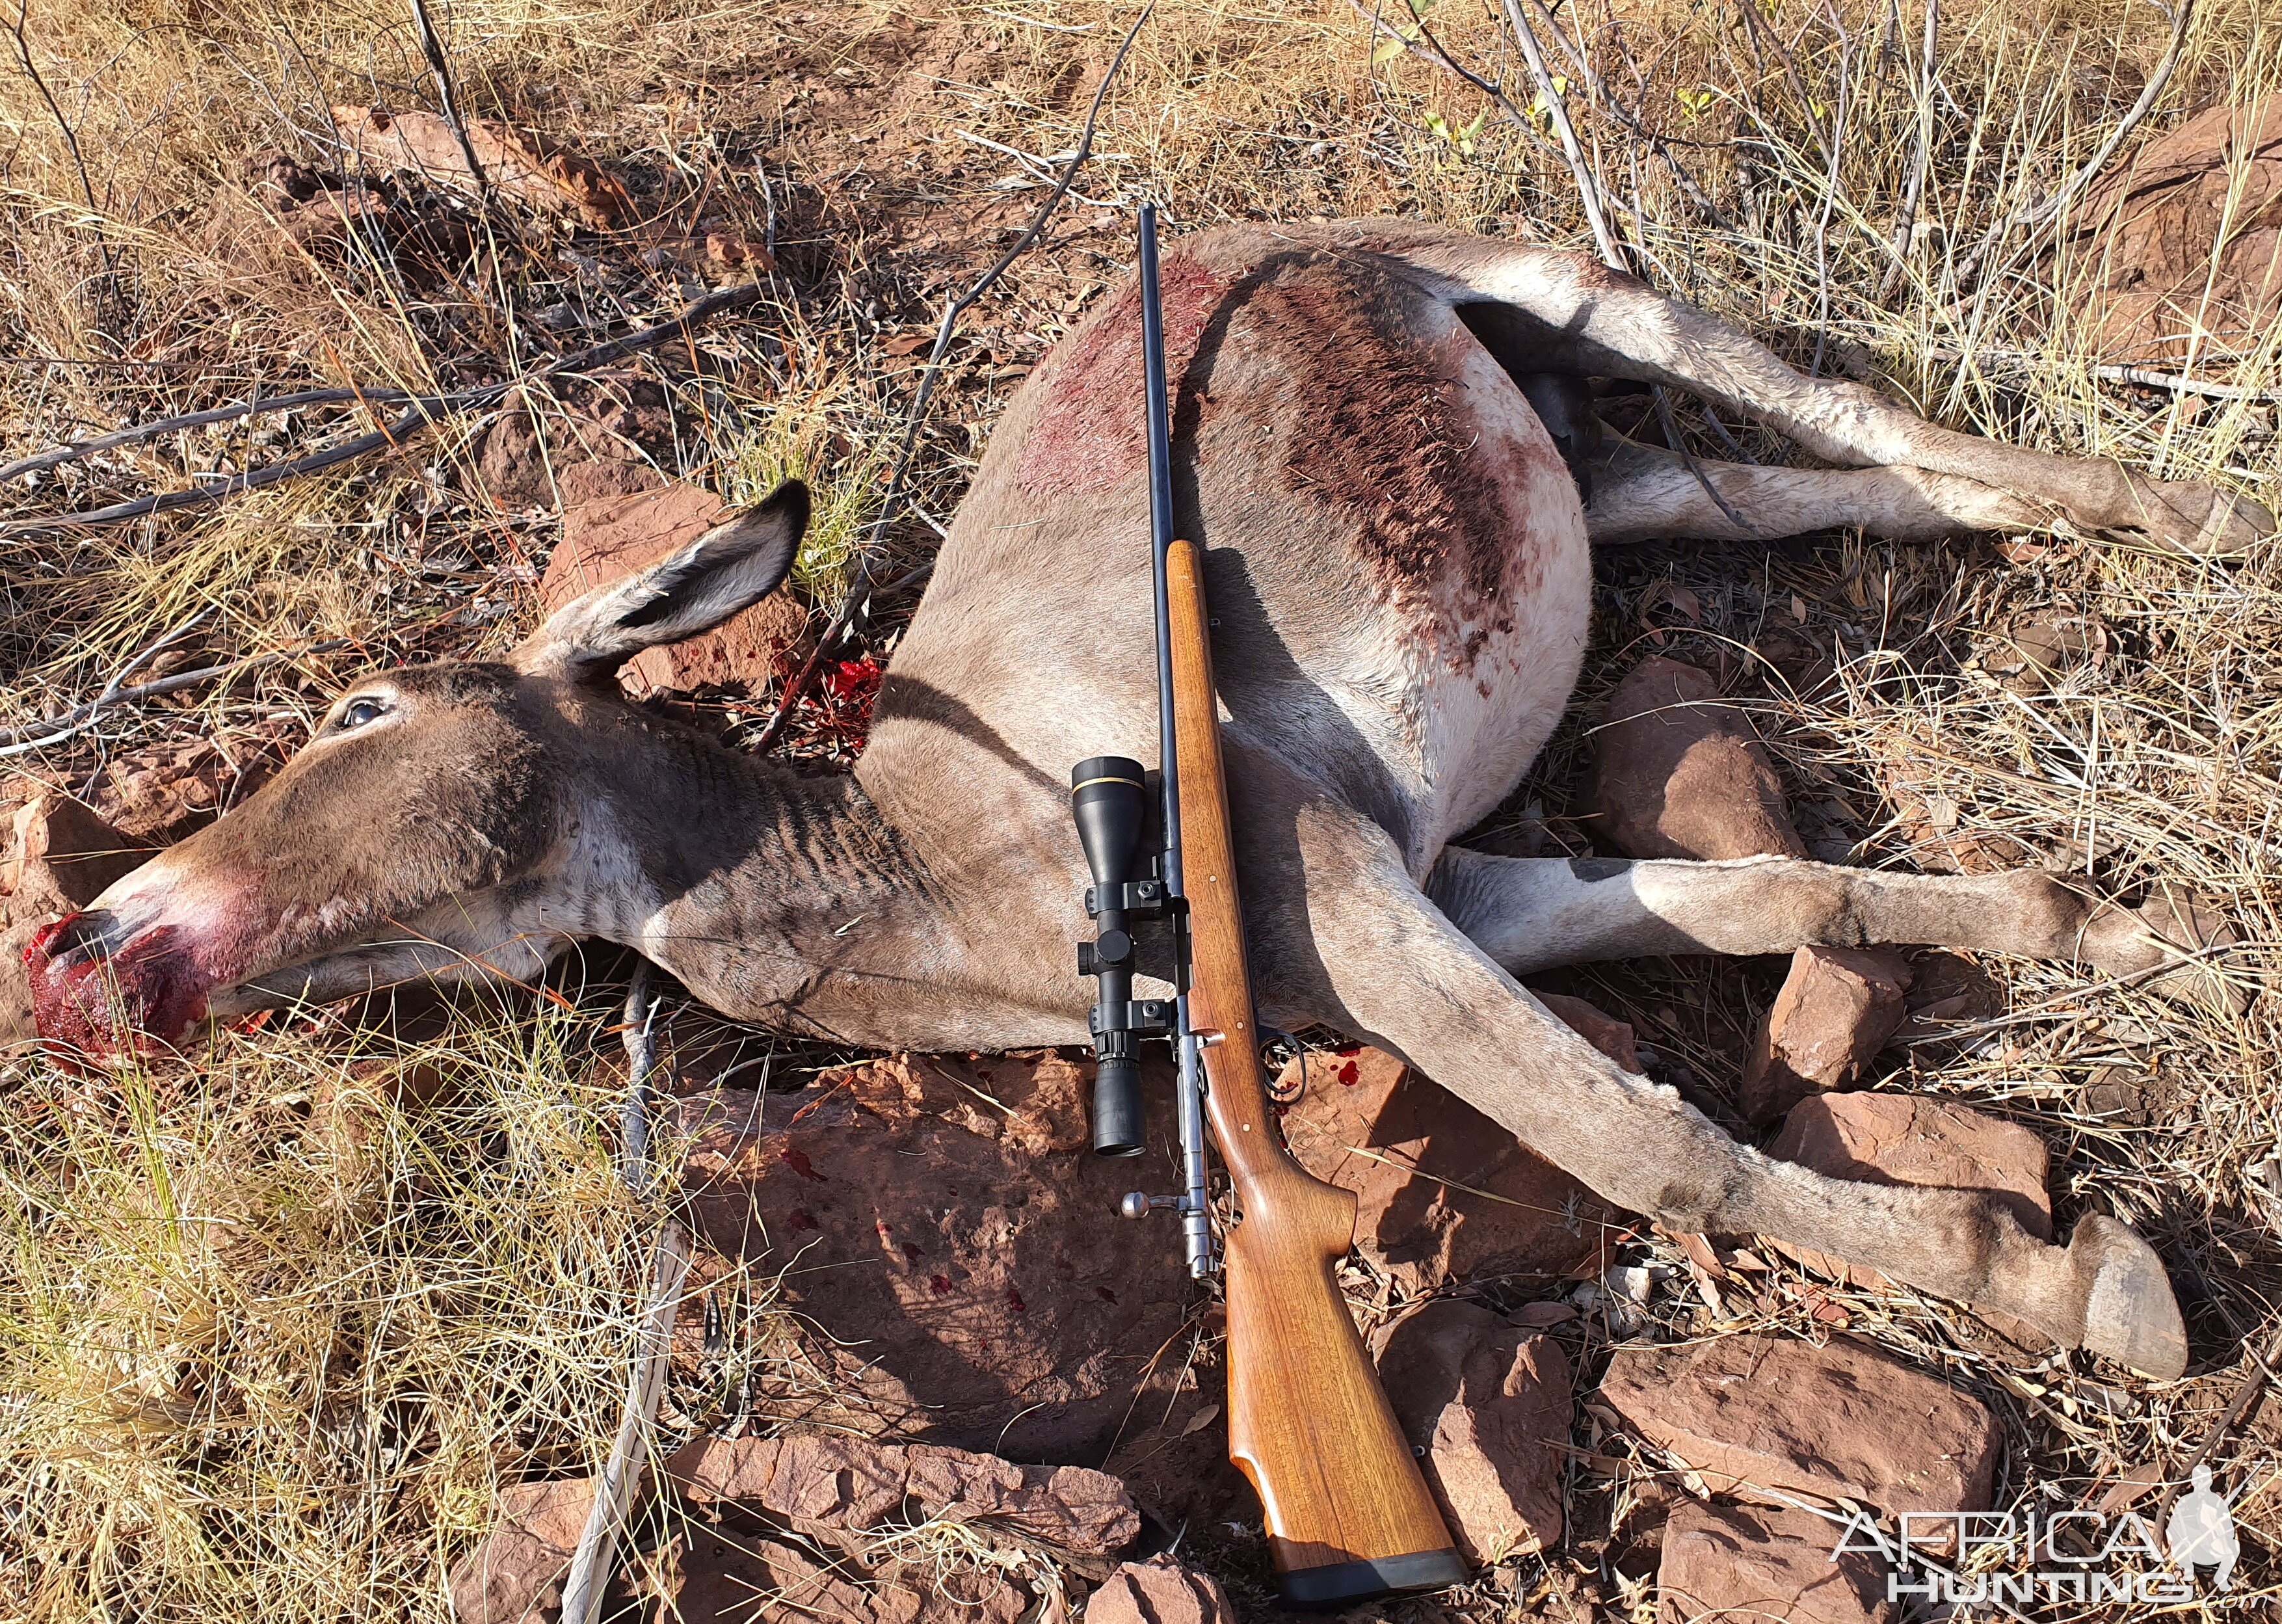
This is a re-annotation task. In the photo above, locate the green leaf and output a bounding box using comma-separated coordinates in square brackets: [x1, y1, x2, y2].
[1372, 36, 1407, 64]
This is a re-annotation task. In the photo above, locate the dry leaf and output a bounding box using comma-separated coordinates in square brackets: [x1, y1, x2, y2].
[330, 105, 635, 229]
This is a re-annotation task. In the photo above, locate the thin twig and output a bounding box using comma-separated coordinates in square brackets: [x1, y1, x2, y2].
[1499, 0, 1625, 267]
[750, 2, 1152, 756]
[1878, 0, 1938, 302]
[2, 386, 419, 483]
[1953, 0, 2194, 289]
[9, 0, 113, 279]
[1344, 0, 1563, 163]
[408, 0, 490, 198]
[0, 637, 354, 752]
[0, 282, 770, 537]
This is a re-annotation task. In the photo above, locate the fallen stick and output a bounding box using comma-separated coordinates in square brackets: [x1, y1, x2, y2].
[0, 635, 355, 755]
[0, 281, 769, 538]
[1, 386, 418, 484]
[559, 968, 689, 1624]
[750, 1, 1152, 754]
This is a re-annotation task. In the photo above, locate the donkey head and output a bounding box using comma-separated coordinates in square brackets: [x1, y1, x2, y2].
[25, 481, 810, 1057]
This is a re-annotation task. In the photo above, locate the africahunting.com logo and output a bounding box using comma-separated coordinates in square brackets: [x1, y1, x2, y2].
[1831, 1467, 2243, 1605]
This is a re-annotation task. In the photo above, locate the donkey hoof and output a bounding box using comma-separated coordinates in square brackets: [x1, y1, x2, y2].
[2071, 1215, 2187, 1379]
[2084, 881, 2249, 1015]
[2110, 477, 2274, 557]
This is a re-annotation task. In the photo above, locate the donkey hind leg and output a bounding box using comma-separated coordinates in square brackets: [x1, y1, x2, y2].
[1263, 816, 2188, 1377]
[1365, 227, 2270, 556]
[1580, 433, 2057, 546]
[1427, 849, 2244, 1009]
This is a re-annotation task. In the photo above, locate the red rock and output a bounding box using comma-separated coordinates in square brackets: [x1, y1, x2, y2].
[1658, 1500, 1898, 1623]
[1597, 1335, 1997, 1518]
[1533, 991, 1642, 1071]
[1277, 1046, 1622, 1292]
[674, 1051, 1193, 1461]
[1085, 1555, 1237, 1624]
[91, 737, 278, 844]
[473, 370, 679, 511]
[1370, 1299, 1571, 1562]
[538, 481, 811, 696]
[665, 1523, 1021, 1623]
[1591, 658, 1806, 862]
[1764, 1093, 2052, 1348]
[665, 1431, 1137, 1554]
[447, 1476, 596, 1624]
[1740, 947, 1911, 1124]
[2069, 95, 2282, 365]
[4, 795, 148, 907]
[3, 797, 155, 1047]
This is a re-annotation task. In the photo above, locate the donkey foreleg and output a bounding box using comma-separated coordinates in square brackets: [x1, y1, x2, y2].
[1582, 434, 2056, 546]
[1428, 849, 2210, 987]
[1262, 817, 2188, 1376]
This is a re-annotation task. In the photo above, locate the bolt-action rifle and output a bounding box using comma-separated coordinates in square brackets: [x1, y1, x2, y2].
[1067, 206, 1467, 1608]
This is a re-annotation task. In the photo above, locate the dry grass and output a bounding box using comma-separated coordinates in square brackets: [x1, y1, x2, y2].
[5, 0, 2282, 1616]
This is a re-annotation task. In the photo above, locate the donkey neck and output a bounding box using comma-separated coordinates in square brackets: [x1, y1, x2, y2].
[573, 717, 1039, 1045]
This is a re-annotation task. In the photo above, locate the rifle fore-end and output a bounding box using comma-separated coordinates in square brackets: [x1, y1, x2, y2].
[1165, 540, 1465, 1604]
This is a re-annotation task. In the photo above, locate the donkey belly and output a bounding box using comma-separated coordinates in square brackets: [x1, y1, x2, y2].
[877, 229, 1591, 877]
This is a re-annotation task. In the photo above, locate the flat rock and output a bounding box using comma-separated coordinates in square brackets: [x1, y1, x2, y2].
[2, 797, 154, 1048]
[475, 369, 676, 511]
[665, 1431, 1138, 1554]
[1084, 1555, 1238, 1624]
[1370, 1299, 1571, 1562]
[665, 1523, 1024, 1624]
[1277, 1046, 1622, 1292]
[1533, 991, 1643, 1072]
[539, 481, 811, 696]
[1658, 1499, 1898, 1623]
[1765, 1093, 2052, 1348]
[674, 1051, 1193, 1461]
[4, 795, 148, 908]
[447, 1476, 595, 1624]
[1740, 947, 1911, 1124]
[2069, 94, 2282, 365]
[1591, 657, 1807, 862]
[1597, 1334, 1997, 1517]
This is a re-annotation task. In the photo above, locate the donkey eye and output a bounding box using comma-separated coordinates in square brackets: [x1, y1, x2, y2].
[336, 697, 388, 730]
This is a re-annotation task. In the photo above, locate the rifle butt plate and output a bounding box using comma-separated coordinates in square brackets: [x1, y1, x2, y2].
[1277, 1547, 1470, 1609]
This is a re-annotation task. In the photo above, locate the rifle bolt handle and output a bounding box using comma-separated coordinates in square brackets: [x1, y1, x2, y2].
[1119, 1191, 1179, 1221]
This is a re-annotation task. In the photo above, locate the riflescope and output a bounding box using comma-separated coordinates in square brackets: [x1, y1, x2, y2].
[1069, 756, 1171, 1156]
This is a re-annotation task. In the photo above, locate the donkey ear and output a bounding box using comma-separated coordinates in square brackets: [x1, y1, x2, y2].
[514, 481, 809, 683]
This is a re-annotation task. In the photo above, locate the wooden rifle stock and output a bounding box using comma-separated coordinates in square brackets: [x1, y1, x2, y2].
[1164, 539, 1466, 1606]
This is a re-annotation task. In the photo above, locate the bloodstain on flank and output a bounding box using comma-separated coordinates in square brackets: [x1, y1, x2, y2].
[1336, 1059, 1360, 1086]
[1251, 260, 1518, 619]
[788, 1208, 817, 1232]
[1015, 255, 1229, 496]
[1006, 1288, 1027, 1314]
[929, 1275, 953, 1295]
[779, 1146, 825, 1181]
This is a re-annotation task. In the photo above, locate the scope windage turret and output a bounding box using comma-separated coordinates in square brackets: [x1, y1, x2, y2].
[1070, 756, 1156, 1157]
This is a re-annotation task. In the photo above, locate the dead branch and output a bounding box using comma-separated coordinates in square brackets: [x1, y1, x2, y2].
[3, 386, 419, 483]
[750, 1, 1153, 755]
[10, 0, 114, 279]
[1342, 0, 1563, 165]
[0, 281, 771, 538]
[1953, 0, 2195, 289]
[408, 0, 491, 198]
[1499, 0, 1625, 267]
[0, 636, 354, 754]
[1878, 0, 1938, 302]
